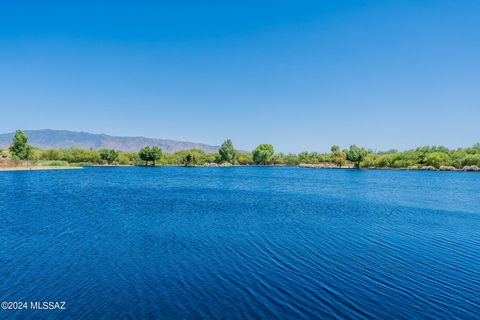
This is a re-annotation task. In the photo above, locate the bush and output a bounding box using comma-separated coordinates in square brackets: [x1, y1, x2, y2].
[423, 152, 451, 168]
[376, 154, 395, 167]
[252, 144, 275, 165]
[69, 162, 95, 167]
[461, 154, 480, 166]
[361, 154, 378, 167]
[35, 160, 69, 167]
[236, 153, 253, 165]
[392, 159, 418, 168]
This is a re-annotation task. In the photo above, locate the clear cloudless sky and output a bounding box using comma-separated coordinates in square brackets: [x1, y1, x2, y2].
[1, 0, 479, 152]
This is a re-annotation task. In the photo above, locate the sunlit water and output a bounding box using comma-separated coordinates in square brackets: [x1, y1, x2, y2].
[1, 167, 479, 319]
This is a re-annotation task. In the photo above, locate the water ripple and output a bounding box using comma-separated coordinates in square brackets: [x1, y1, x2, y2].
[0, 167, 479, 319]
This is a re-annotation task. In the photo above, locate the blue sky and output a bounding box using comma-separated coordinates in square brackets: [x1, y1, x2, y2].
[1, 1, 479, 152]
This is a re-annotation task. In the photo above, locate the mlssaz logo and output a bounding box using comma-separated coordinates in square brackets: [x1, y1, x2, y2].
[30, 302, 66, 310]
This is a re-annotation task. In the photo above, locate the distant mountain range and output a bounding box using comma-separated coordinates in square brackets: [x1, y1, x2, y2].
[0, 130, 219, 153]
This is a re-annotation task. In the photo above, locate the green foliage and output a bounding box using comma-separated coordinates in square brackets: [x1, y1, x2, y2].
[138, 146, 163, 166]
[99, 149, 119, 164]
[150, 146, 162, 166]
[182, 152, 197, 166]
[218, 139, 236, 164]
[376, 153, 395, 167]
[118, 152, 137, 165]
[69, 148, 100, 163]
[9, 130, 32, 160]
[168, 149, 208, 165]
[461, 154, 480, 166]
[6, 133, 480, 170]
[41, 149, 64, 161]
[330, 145, 346, 167]
[69, 162, 95, 167]
[35, 160, 70, 167]
[205, 152, 218, 164]
[387, 151, 418, 168]
[139, 146, 151, 165]
[252, 144, 274, 165]
[236, 153, 253, 165]
[450, 150, 466, 168]
[298, 152, 320, 164]
[423, 152, 451, 168]
[415, 146, 450, 164]
[346, 145, 368, 168]
[274, 153, 299, 166]
[361, 153, 378, 168]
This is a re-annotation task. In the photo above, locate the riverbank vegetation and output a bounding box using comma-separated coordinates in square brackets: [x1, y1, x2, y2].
[1, 130, 480, 170]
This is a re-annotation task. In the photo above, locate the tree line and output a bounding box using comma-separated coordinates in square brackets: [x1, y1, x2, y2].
[3, 130, 480, 169]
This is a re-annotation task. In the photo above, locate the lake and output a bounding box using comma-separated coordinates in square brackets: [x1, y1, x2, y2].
[1, 167, 479, 319]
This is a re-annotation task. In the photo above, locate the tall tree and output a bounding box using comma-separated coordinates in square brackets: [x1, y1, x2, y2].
[138, 146, 162, 166]
[218, 139, 236, 164]
[252, 144, 274, 165]
[150, 146, 162, 166]
[182, 152, 197, 166]
[100, 149, 119, 164]
[110, 149, 119, 164]
[330, 145, 346, 167]
[346, 145, 368, 168]
[10, 130, 32, 160]
[138, 146, 151, 166]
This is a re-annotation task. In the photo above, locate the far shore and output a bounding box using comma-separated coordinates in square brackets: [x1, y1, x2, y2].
[0, 166, 83, 172]
[1, 163, 478, 172]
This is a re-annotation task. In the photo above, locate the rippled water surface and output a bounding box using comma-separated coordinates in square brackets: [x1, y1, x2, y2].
[1, 167, 479, 319]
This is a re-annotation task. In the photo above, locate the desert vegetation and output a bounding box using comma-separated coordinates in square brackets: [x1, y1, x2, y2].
[1, 130, 480, 171]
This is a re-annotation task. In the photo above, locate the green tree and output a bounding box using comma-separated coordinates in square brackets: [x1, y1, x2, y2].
[117, 152, 132, 165]
[205, 153, 218, 163]
[100, 149, 119, 165]
[346, 145, 368, 168]
[298, 151, 320, 164]
[138, 146, 162, 166]
[252, 144, 274, 165]
[150, 146, 162, 166]
[9, 130, 32, 160]
[110, 149, 120, 164]
[375, 153, 395, 168]
[424, 152, 451, 168]
[330, 145, 346, 167]
[461, 154, 480, 166]
[218, 139, 236, 164]
[139, 146, 151, 166]
[450, 150, 467, 168]
[99, 149, 109, 163]
[274, 153, 299, 166]
[182, 152, 197, 166]
[415, 146, 431, 164]
[236, 153, 253, 165]
[361, 153, 378, 168]
[40, 148, 63, 161]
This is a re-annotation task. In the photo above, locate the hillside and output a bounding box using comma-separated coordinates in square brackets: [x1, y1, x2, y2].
[0, 130, 219, 153]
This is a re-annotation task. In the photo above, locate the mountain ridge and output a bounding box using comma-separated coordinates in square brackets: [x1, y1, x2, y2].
[0, 129, 219, 153]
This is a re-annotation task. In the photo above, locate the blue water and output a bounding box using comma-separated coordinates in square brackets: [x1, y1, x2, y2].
[1, 167, 479, 319]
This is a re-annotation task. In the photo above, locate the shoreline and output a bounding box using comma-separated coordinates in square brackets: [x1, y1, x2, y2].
[1, 164, 478, 172]
[0, 166, 83, 172]
[128, 164, 480, 172]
